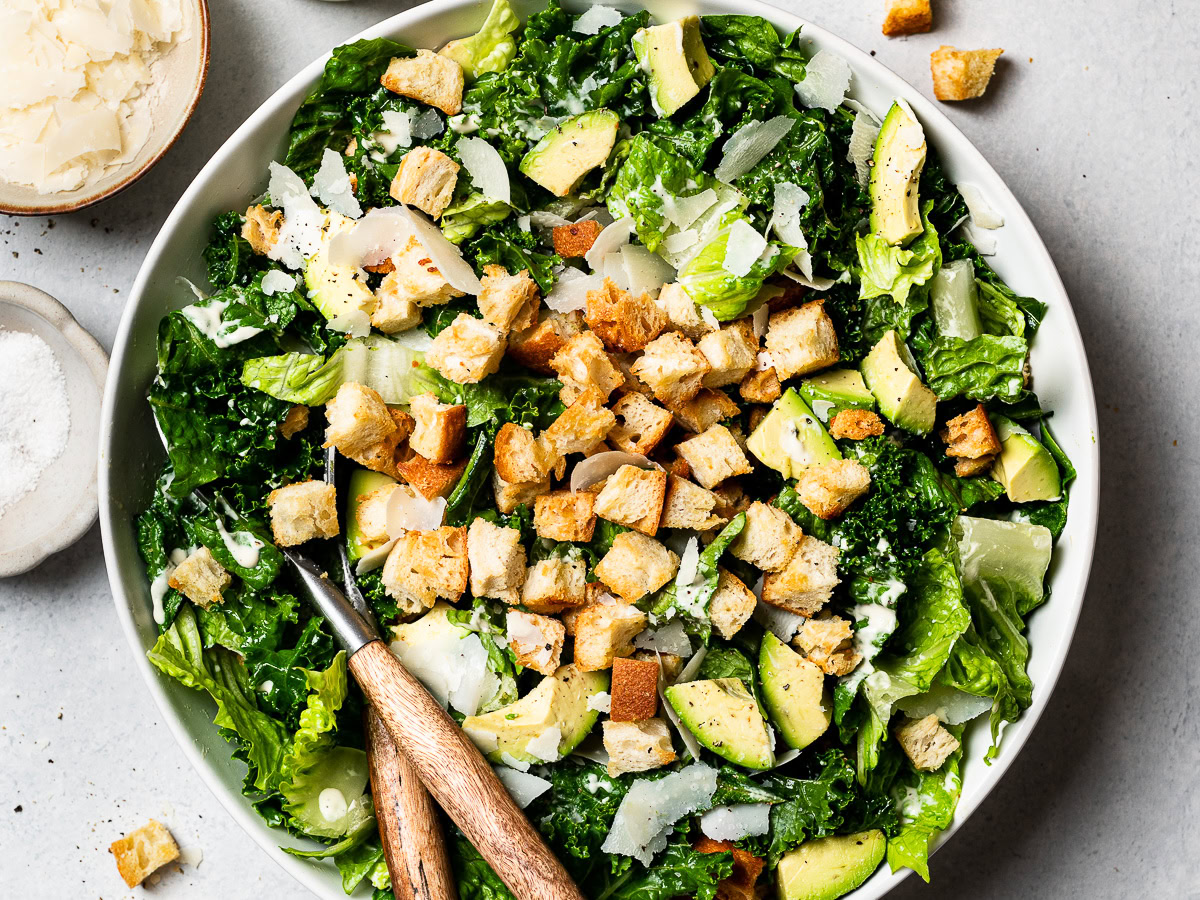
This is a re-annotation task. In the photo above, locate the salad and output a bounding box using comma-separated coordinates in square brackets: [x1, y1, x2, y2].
[136, 2, 1075, 897]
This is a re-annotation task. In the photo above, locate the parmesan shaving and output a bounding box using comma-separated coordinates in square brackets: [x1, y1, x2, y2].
[958, 183, 1005, 229]
[395, 205, 483, 294]
[544, 267, 603, 313]
[266, 162, 326, 271]
[385, 485, 446, 538]
[699, 803, 772, 841]
[585, 217, 635, 270]
[573, 6, 623, 34]
[311, 149, 362, 219]
[620, 244, 676, 297]
[601, 764, 718, 865]
[722, 219, 768, 278]
[494, 767, 552, 808]
[794, 50, 852, 113]
[847, 109, 881, 187]
[714, 116, 795, 183]
[456, 136, 512, 204]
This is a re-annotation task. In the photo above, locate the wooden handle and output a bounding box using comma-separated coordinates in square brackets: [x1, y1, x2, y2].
[349, 640, 584, 900]
[366, 708, 456, 900]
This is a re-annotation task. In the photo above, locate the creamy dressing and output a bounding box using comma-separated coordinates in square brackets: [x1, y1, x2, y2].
[850, 602, 899, 660]
[150, 547, 189, 625]
[180, 298, 265, 349]
[811, 399, 836, 422]
[318, 788, 348, 823]
[213, 515, 264, 569]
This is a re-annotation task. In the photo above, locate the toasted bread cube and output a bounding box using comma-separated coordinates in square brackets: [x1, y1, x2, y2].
[633, 648, 684, 682]
[397, 451, 468, 500]
[550, 331, 625, 405]
[540, 387, 617, 460]
[675, 424, 753, 490]
[167, 546, 230, 609]
[931, 46, 1004, 102]
[242, 205, 281, 255]
[657, 282, 714, 341]
[793, 459, 872, 520]
[764, 301, 839, 380]
[506, 609, 565, 676]
[882, 0, 932, 36]
[355, 484, 398, 545]
[381, 49, 464, 115]
[631, 332, 711, 407]
[668, 388, 740, 434]
[739, 366, 781, 404]
[408, 393, 467, 463]
[521, 556, 588, 614]
[941, 404, 1002, 459]
[371, 283, 422, 334]
[694, 838, 764, 900]
[478, 265, 539, 332]
[709, 569, 756, 640]
[829, 408, 885, 440]
[389, 145, 460, 219]
[573, 601, 648, 671]
[382, 526, 469, 613]
[895, 714, 961, 771]
[468, 518, 526, 603]
[279, 404, 309, 439]
[552, 221, 603, 258]
[595, 531, 679, 603]
[378, 234, 465, 308]
[111, 820, 180, 888]
[534, 490, 597, 542]
[729, 501, 802, 572]
[660, 475, 726, 531]
[585, 278, 670, 353]
[712, 480, 751, 521]
[493, 422, 551, 484]
[954, 455, 996, 478]
[509, 310, 584, 374]
[603, 719, 676, 776]
[594, 465, 668, 536]
[698, 320, 758, 388]
[762, 534, 840, 616]
[268, 481, 339, 546]
[492, 468, 551, 514]
[356, 409, 414, 479]
[426, 314, 506, 384]
[607, 392, 675, 456]
[609, 656, 661, 721]
[324, 382, 396, 458]
[794, 613, 862, 677]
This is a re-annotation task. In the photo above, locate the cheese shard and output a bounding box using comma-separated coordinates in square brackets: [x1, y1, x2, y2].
[601, 763, 718, 865]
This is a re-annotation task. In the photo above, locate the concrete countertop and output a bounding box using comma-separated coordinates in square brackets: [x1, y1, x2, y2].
[2, 0, 1197, 897]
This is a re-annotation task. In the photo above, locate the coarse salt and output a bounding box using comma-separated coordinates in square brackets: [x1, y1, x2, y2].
[0, 330, 70, 517]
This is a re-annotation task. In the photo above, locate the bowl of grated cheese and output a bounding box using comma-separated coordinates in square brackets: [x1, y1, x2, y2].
[0, 0, 210, 216]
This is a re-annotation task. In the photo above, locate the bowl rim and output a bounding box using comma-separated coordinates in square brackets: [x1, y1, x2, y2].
[98, 1, 1101, 896]
[0, 0, 212, 217]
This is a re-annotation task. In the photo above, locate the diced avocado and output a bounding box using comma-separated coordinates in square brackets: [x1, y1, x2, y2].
[747, 388, 842, 479]
[345, 469, 396, 562]
[304, 213, 375, 332]
[632, 16, 715, 117]
[461, 665, 609, 764]
[759, 632, 831, 751]
[664, 678, 773, 770]
[869, 99, 927, 246]
[990, 416, 1061, 502]
[797, 369, 876, 423]
[519, 110, 620, 197]
[776, 830, 886, 900]
[861, 330, 937, 435]
[930, 258, 983, 340]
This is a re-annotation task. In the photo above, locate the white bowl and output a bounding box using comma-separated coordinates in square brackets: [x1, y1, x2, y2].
[98, 1, 1101, 896]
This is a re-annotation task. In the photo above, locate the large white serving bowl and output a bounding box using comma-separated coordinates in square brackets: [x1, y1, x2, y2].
[98, 0, 1100, 896]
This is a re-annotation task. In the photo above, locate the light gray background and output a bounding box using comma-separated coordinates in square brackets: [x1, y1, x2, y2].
[2, 0, 1197, 897]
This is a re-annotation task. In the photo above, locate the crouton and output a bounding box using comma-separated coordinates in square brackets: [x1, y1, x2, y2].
[382, 526, 469, 613]
[491, 422, 548, 485]
[364, 258, 394, 275]
[954, 455, 995, 478]
[561, 586, 608, 636]
[603, 719, 676, 776]
[712, 480, 751, 521]
[467, 518, 526, 603]
[552, 220, 604, 258]
[709, 569, 756, 640]
[694, 838, 764, 900]
[882, 0, 932, 36]
[739, 366, 781, 404]
[506, 610, 565, 676]
[895, 714, 961, 771]
[668, 388, 740, 434]
[242, 205, 281, 255]
[521, 556, 588, 614]
[550, 331, 625, 405]
[631, 332, 711, 407]
[729, 501, 802, 572]
[761, 534, 840, 616]
[508, 310, 584, 374]
[355, 484, 397, 545]
[829, 408, 886, 440]
[324, 382, 396, 458]
[607, 392, 675, 456]
[389, 145, 460, 219]
[657, 282, 713, 341]
[941, 404, 1002, 459]
[609, 657, 660, 721]
[534, 490, 597, 542]
[633, 648, 684, 683]
[764, 301, 839, 380]
[585, 279, 670, 353]
[167, 546, 230, 609]
[397, 451, 468, 500]
[381, 49, 464, 115]
[698, 320, 758, 388]
[660, 475, 727, 531]
[408, 393, 467, 463]
[426, 314, 506, 384]
[111, 820, 180, 888]
[574, 601, 649, 671]
[594, 532, 679, 603]
[492, 469, 551, 514]
[793, 459, 872, 520]
[478, 265, 540, 333]
[378, 234, 466, 308]
[540, 387, 617, 460]
[675, 424, 753, 490]
[371, 282, 422, 334]
[594, 465, 669, 535]
[794, 614, 862, 677]
[931, 46, 1004, 101]
[279, 404, 309, 439]
[267, 481, 339, 546]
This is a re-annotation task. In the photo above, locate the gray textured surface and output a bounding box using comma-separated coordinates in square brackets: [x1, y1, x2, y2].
[1, 0, 1197, 897]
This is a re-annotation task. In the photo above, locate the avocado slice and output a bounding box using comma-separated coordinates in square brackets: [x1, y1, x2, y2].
[860, 330, 937, 435]
[776, 830, 886, 900]
[990, 415, 1061, 502]
[519, 110, 620, 197]
[869, 99, 927, 246]
[345, 468, 396, 562]
[747, 388, 842, 479]
[797, 369, 876, 423]
[461, 665, 609, 764]
[664, 678, 773, 770]
[929, 258, 983, 340]
[631, 16, 715, 117]
[759, 632, 832, 751]
[304, 213, 376, 333]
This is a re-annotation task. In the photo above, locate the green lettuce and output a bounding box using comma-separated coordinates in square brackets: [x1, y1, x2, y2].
[442, 193, 513, 244]
[922, 334, 1029, 402]
[439, 0, 521, 79]
[886, 729, 963, 881]
[677, 213, 795, 320]
[700, 15, 808, 81]
[857, 201, 941, 306]
[607, 135, 704, 252]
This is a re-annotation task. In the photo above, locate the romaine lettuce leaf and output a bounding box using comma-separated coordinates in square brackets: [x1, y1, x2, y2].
[607, 135, 705, 252]
[441, 193, 513, 244]
[922, 334, 1028, 402]
[439, 0, 521, 79]
[886, 728, 963, 881]
[857, 201, 942, 306]
[700, 15, 808, 81]
[677, 213, 795, 320]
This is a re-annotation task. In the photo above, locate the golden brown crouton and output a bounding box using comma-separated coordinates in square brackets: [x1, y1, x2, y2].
[521, 557, 588, 614]
[674, 424, 753, 490]
[941, 404, 1002, 459]
[467, 518, 526, 603]
[364, 258, 395, 275]
[552, 220, 604, 258]
[660, 475, 727, 531]
[594, 465, 669, 536]
[377, 234, 465, 308]
[324, 382, 395, 458]
[492, 468, 551, 513]
[793, 459, 872, 520]
[594, 532, 679, 603]
[739, 366, 782, 404]
[730, 501, 802, 572]
[242, 205, 281, 255]
[668, 388, 741, 434]
[540, 386, 618, 460]
[882, 0, 932, 36]
[279, 404, 309, 439]
[111, 820, 180, 888]
[382, 526, 469, 613]
[794, 614, 862, 676]
[712, 480, 751, 521]
[632, 331, 711, 407]
[709, 569, 756, 640]
[494, 422, 551, 484]
[355, 484, 397, 545]
[694, 838, 764, 900]
[478, 265, 540, 333]
[550, 331, 626, 405]
[381, 49, 465, 114]
[895, 714, 961, 771]
[633, 648, 684, 682]
[390, 146, 460, 219]
[931, 46, 1005, 102]
[829, 409, 886, 440]
[168, 547, 230, 609]
[698, 320, 758, 388]
[426, 314, 506, 384]
[534, 490, 597, 542]
[607, 391, 675, 456]
[761, 534, 840, 616]
[585, 278, 670, 353]
[371, 285, 422, 334]
[603, 719, 676, 776]
[397, 451, 468, 500]
[573, 602, 648, 671]
[658, 281, 714, 341]
[508, 310, 584, 374]
[764, 301, 839, 380]
[408, 393, 467, 463]
[609, 656, 661, 721]
[506, 609, 565, 676]
[954, 455, 996, 478]
[267, 481, 339, 546]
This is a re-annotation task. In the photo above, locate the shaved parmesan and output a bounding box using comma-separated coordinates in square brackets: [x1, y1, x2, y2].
[662, 188, 718, 230]
[753, 599, 806, 642]
[525, 726, 562, 762]
[260, 270, 297, 296]
[794, 50, 852, 112]
[699, 803, 772, 841]
[722, 219, 769, 277]
[373, 109, 412, 156]
[772, 748, 801, 769]
[586, 217, 635, 270]
[633, 620, 693, 657]
[355, 538, 396, 575]
[676, 645, 708, 683]
[715, 116, 795, 183]
[494, 767, 552, 808]
[848, 109, 881, 187]
[897, 684, 993, 725]
[781, 266, 837, 292]
[464, 726, 499, 754]
[267, 162, 326, 270]
[958, 183, 1004, 229]
[660, 684, 703, 761]
[545, 267, 604, 313]
[499, 752, 530, 772]
[588, 691, 612, 713]
[601, 764, 718, 866]
[571, 736, 612, 765]
[310, 148, 362, 219]
[570, 451, 656, 493]
[664, 229, 699, 255]
[769, 182, 811, 250]
[329, 207, 410, 268]
[456, 136, 512, 205]
[396, 205, 483, 294]
[573, 5, 623, 34]
[529, 210, 573, 229]
[752, 303, 769, 339]
[386, 485, 446, 537]
[958, 220, 997, 255]
[621, 244, 676, 296]
[389, 626, 493, 717]
[410, 107, 444, 140]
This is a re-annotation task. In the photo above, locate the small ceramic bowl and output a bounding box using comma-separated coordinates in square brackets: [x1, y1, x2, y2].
[0, 0, 210, 217]
[0, 282, 109, 577]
